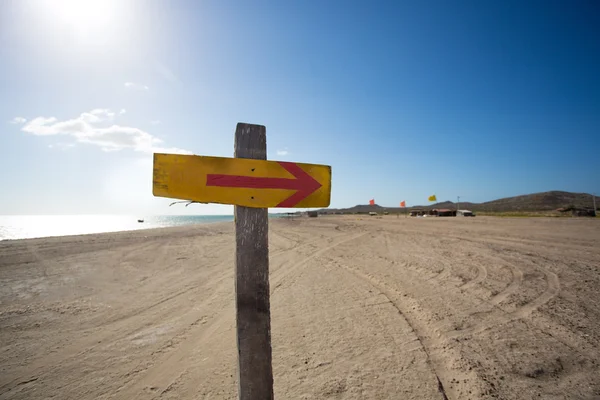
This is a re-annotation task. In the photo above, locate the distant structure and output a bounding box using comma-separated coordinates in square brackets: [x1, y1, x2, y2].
[307, 211, 318, 218]
[457, 210, 475, 217]
[434, 209, 456, 217]
[409, 208, 459, 217]
[556, 207, 596, 217]
[410, 208, 426, 217]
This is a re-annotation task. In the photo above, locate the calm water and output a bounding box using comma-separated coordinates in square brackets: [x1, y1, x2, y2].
[0, 215, 235, 241]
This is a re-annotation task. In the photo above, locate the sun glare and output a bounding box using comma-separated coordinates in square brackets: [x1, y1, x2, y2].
[39, 0, 119, 42]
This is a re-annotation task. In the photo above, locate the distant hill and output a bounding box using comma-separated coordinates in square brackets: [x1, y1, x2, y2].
[474, 191, 595, 212]
[317, 191, 596, 214]
[337, 204, 386, 214]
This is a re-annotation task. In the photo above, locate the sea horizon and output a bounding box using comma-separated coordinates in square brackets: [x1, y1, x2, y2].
[0, 214, 238, 241]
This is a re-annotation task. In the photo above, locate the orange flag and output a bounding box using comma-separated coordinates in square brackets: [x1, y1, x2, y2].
[400, 201, 406, 207]
[369, 199, 375, 205]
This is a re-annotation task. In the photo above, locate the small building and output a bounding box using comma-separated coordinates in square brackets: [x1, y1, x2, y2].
[307, 211, 318, 218]
[434, 209, 457, 217]
[285, 212, 302, 219]
[557, 207, 595, 217]
[410, 208, 425, 217]
[457, 210, 475, 217]
[369, 211, 378, 216]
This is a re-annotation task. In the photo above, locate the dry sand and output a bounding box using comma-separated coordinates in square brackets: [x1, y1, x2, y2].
[1, 216, 599, 399]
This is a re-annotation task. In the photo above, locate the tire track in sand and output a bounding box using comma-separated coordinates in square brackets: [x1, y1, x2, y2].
[384, 231, 560, 340]
[382, 234, 447, 283]
[270, 232, 368, 294]
[445, 263, 560, 339]
[383, 233, 487, 296]
[328, 260, 467, 400]
[328, 234, 470, 398]
[441, 238, 562, 339]
[383, 232, 551, 338]
[488, 264, 524, 306]
[380, 231, 560, 395]
[458, 264, 487, 290]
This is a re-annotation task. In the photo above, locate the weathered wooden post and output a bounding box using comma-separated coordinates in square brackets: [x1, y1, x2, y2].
[234, 123, 273, 399]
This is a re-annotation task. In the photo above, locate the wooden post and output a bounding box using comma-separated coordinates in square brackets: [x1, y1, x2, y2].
[234, 123, 274, 400]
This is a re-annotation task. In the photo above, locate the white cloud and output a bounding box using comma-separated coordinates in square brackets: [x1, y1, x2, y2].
[124, 82, 149, 91]
[80, 108, 116, 123]
[150, 120, 161, 125]
[21, 109, 191, 155]
[22, 117, 59, 135]
[119, 109, 126, 115]
[150, 146, 192, 155]
[276, 149, 289, 156]
[10, 117, 27, 124]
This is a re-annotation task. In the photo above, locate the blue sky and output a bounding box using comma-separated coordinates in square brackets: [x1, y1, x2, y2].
[1, 0, 599, 215]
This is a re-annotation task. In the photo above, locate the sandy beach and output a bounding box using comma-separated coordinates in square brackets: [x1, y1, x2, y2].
[1, 216, 599, 399]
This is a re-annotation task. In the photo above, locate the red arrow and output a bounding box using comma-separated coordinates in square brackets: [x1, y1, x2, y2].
[206, 162, 322, 207]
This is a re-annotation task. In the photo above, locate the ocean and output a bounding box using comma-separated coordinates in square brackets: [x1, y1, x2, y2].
[0, 215, 235, 241]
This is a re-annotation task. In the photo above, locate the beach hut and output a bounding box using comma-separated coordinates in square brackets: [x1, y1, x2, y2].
[410, 208, 425, 217]
[435, 209, 457, 217]
[457, 210, 475, 217]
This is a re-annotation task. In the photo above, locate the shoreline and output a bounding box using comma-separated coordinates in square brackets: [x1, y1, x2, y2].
[0, 215, 235, 242]
[0, 220, 235, 244]
[0, 213, 300, 242]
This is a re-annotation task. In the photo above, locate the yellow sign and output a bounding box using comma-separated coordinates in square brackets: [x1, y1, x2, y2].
[153, 153, 332, 208]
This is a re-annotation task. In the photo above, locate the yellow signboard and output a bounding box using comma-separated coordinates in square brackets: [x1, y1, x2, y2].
[153, 153, 331, 208]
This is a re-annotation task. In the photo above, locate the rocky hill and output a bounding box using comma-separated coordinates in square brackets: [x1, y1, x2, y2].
[318, 191, 596, 214]
[474, 191, 595, 212]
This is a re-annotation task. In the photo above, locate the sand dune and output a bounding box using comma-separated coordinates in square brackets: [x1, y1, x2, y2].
[1, 216, 599, 399]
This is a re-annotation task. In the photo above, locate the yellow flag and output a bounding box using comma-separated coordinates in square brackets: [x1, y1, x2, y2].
[428, 194, 437, 202]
